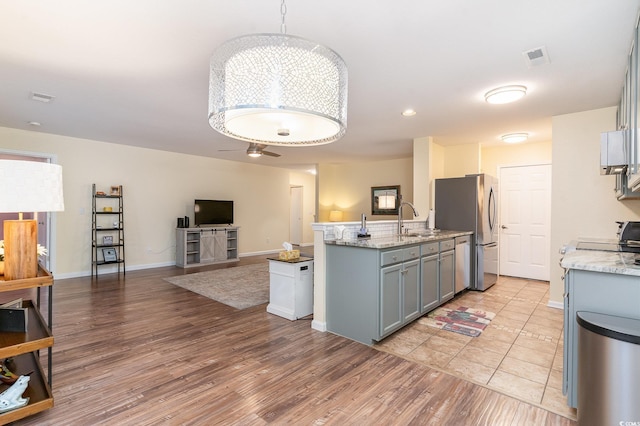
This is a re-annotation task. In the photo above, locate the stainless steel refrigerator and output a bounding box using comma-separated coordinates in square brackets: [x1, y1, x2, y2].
[434, 174, 498, 291]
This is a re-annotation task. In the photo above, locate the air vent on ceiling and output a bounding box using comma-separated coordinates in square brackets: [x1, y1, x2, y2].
[523, 46, 550, 68]
[30, 92, 55, 103]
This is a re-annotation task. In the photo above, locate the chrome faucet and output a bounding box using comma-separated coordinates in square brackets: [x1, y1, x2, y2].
[397, 196, 419, 235]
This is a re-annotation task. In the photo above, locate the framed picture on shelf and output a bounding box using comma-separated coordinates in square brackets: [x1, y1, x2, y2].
[110, 185, 121, 196]
[102, 248, 117, 262]
[371, 185, 400, 215]
[102, 235, 113, 245]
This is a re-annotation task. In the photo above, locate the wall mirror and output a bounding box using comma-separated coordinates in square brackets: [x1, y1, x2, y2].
[371, 185, 400, 215]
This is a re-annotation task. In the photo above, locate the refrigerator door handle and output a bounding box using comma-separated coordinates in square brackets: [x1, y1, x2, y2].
[489, 186, 498, 234]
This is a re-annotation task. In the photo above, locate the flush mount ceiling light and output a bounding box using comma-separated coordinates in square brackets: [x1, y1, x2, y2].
[401, 109, 417, 117]
[208, 0, 348, 146]
[484, 85, 527, 104]
[501, 133, 529, 143]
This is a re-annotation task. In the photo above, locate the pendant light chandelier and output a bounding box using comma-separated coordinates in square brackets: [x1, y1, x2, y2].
[208, 0, 348, 146]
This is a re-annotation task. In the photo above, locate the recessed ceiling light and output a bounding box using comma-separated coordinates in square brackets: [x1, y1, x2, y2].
[401, 109, 417, 117]
[485, 85, 527, 104]
[501, 133, 528, 143]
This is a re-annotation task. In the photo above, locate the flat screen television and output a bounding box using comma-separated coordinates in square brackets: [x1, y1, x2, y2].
[194, 199, 234, 226]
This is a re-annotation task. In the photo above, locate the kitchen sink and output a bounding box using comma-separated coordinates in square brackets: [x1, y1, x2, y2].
[406, 229, 441, 237]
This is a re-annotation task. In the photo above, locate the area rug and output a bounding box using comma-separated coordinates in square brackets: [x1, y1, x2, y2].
[163, 263, 269, 310]
[421, 306, 495, 337]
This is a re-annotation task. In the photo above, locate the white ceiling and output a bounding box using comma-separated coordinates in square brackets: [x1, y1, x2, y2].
[1, 1, 638, 171]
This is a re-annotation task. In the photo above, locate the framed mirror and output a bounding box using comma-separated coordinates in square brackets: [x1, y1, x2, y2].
[371, 185, 400, 215]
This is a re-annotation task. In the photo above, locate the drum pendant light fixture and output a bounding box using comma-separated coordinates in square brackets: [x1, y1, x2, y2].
[208, 1, 348, 146]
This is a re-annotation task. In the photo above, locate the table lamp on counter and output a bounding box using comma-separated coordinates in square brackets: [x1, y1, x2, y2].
[0, 160, 65, 280]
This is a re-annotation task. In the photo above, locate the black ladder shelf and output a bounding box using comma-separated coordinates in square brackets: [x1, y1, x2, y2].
[91, 184, 126, 277]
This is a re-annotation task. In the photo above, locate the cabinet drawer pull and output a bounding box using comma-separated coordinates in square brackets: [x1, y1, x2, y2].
[392, 255, 398, 261]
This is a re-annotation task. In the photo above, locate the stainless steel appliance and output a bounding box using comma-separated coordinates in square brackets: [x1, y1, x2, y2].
[570, 222, 640, 254]
[435, 174, 498, 291]
[600, 130, 626, 175]
[617, 221, 640, 252]
[454, 235, 471, 293]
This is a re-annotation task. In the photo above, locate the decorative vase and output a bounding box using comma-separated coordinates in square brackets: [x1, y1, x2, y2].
[0, 261, 4, 276]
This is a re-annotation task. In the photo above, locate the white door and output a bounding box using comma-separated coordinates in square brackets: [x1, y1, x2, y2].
[289, 186, 303, 245]
[499, 164, 551, 281]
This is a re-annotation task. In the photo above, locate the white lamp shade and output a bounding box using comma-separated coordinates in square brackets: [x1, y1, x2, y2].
[329, 210, 343, 222]
[0, 160, 65, 213]
[209, 33, 348, 146]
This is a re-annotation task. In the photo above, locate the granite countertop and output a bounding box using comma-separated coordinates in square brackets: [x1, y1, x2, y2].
[561, 249, 640, 277]
[325, 230, 472, 249]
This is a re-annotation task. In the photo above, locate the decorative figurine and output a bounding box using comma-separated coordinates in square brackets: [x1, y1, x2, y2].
[0, 375, 30, 413]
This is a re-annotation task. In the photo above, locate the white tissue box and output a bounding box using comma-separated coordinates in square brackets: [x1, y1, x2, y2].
[279, 250, 300, 261]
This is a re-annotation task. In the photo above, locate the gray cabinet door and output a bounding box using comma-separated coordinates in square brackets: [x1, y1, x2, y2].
[403, 258, 421, 322]
[380, 263, 402, 337]
[421, 254, 439, 313]
[440, 250, 455, 302]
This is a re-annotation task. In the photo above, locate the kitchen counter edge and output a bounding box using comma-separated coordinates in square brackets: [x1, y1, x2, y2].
[561, 249, 640, 277]
[325, 230, 472, 249]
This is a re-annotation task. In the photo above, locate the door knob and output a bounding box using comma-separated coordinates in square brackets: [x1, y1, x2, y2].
[501, 225, 508, 229]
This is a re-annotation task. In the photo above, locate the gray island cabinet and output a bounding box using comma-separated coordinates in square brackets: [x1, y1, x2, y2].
[561, 250, 640, 409]
[326, 233, 463, 345]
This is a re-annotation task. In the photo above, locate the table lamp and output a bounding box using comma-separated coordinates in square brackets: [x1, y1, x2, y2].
[0, 160, 64, 280]
[328, 210, 343, 222]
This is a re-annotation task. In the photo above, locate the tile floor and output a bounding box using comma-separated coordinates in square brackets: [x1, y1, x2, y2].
[374, 275, 577, 421]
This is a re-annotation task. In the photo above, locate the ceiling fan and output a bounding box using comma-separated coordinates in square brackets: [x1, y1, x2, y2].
[218, 143, 281, 158]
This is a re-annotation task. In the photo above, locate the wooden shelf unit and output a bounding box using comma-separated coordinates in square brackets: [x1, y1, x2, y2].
[0, 265, 54, 424]
[176, 227, 239, 268]
[91, 184, 126, 277]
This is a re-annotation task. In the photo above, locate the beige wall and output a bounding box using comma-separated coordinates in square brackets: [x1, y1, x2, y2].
[550, 107, 640, 303]
[289, 170, 317, 244]
[443, 143, 480, 177]
[317, 158, 414, 222]
[481, 141, 552, 177]
[0, 127, 315, 278]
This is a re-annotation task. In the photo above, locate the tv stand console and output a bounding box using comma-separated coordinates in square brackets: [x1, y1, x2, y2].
[176, 227, 239, 268]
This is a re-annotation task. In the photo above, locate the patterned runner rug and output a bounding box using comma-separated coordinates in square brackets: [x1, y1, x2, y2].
[163, 263, 269, 310]
[421, 306, 495, 337]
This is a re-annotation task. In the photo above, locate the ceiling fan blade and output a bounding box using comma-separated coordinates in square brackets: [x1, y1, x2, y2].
[262, 150, 281, 157]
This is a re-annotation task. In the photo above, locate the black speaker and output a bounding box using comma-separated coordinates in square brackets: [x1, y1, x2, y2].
[184, 216, 190, 228]
[177, 217, 184, 228]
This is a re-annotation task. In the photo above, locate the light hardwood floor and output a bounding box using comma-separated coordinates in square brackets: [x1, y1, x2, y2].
[5, 256, 576, 425]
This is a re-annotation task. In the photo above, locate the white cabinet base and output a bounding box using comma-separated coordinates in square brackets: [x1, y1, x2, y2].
[267, 258, 314, 321]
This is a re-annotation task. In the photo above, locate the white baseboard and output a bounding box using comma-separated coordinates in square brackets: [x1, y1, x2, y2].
[240, 244, 314, 258]
[54, 261, 175, 280]
[547, 300, 564, 310]
[311, 320, 327, 332]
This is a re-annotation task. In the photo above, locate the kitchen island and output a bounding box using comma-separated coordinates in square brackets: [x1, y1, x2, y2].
[325, 230, 472, 345]
[560, 248, 640, 408]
